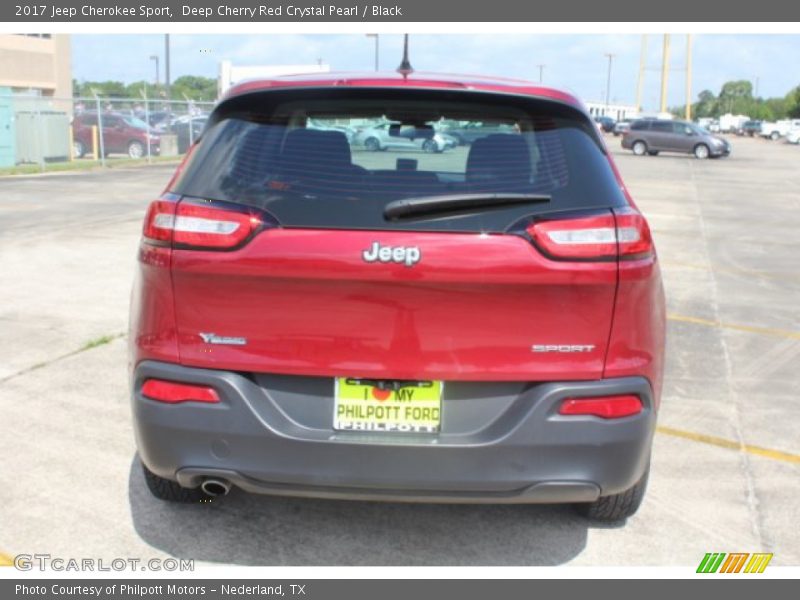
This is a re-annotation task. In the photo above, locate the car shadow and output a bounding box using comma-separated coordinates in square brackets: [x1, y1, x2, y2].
[128, 457, 611, 566]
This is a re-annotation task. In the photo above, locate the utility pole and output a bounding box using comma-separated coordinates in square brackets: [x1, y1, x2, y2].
[536, 64, 545, 83]
[660, 34, 671, 114]
[366, 34, 379, 71]
[150, 55, 159, 88]
[604, 53, 615, 112]
[685, 34, 693, 120]
[636, 34, 647, 112]
[164, 34, 171, 100]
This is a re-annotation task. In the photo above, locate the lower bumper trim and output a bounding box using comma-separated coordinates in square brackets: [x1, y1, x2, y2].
[176, 467, 601, 504]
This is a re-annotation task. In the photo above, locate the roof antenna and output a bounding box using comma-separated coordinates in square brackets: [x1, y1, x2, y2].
[397, 33, 413, 78]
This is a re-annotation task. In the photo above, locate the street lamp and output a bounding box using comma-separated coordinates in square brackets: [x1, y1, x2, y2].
[150, 55, 160, 88]
[366, 34, 379, 71]
[604, 53, 615, 112]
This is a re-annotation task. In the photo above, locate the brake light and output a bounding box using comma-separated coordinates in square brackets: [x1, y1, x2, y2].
[141, 379, 220, 404]
[527, 210, 653, 261]
[143, 198, 270, 250]
[559, 395, 642, 419]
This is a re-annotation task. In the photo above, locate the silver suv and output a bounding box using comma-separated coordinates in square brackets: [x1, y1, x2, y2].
[622, 119, 731, 159]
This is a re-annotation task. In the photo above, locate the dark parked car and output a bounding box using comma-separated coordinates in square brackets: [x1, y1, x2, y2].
[622, 119, 730, 159]
[738, 120, 762, 137]
[72, 111, 160, 159]
[142, 111, 176, 131]
[613, 118, 636, 136]
[439, 120, 517, 145]
[594, 115, 616, 133]
[169, 116, 208, 153]
[131, 71, 665, 522]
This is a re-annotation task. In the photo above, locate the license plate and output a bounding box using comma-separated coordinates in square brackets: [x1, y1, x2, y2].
[334, 378, 443, 433]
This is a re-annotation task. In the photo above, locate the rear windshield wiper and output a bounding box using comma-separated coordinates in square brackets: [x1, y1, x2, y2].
[384, 193, 551, 220]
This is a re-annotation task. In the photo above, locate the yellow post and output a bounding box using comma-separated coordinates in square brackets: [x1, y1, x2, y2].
[68, 126, 74, 161]
[660, 34, 671, 114]
[91, 125, 98, 160]
[685, 34, 693, 121]
[636, 34, 647, 112]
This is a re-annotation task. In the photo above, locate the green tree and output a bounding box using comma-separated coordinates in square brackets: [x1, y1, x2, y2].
[125, 80, 153, 99]
[169, 76, 218, 101]
[764, 97, 788, 120]
[785, 85, 800, 118]
[693, 89, 717, 118]
[73, 80, 128, 98]
[717, 80, 753, 115]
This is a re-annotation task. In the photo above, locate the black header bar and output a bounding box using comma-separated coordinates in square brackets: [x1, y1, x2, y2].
[3, 0, 799, 22]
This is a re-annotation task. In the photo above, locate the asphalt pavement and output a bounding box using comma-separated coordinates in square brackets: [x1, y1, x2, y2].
[1, 137, 798, 566]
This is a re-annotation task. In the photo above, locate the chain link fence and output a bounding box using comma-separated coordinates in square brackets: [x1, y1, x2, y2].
[0, 94, 215, 173]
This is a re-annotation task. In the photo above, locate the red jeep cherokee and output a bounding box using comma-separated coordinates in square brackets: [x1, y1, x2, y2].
[129, 72, 665, 521]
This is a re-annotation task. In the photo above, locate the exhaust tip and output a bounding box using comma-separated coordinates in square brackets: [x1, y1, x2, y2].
[201, 479, 231, 497]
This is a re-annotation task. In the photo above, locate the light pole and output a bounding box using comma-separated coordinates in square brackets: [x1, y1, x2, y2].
[366, 34, 379, 71]
[150, 55, 160, 88]
[536, 64, 545, 83]
[604, 53, 615, 113]
[164, 34, 171, 100]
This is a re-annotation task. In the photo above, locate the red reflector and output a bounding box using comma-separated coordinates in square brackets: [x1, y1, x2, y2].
[141, 379, 220, 404]
[559, 395, 642, 419]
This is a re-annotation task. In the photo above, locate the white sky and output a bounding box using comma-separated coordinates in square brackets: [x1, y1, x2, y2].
[71, 34, 799, 110]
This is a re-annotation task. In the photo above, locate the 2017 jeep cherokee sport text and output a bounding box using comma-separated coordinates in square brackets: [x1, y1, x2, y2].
[129, 72, 666, 521]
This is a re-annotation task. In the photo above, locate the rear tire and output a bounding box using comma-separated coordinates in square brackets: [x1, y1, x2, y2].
[422, 139, 438, 153]
[364, 137, 381, 152]
[142, 463, 211, 503]
[576, 462, 649, 522]
[632, 141, 647, 156]
[73, 140, 86, 159]
[770, 131, 780, 141]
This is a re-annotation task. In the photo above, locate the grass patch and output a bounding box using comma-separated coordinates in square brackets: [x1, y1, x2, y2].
[0, 155, 182, 177]
[81, 333, 124, 351]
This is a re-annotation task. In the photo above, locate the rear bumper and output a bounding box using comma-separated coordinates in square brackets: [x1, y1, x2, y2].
[132, 361, 656, 503]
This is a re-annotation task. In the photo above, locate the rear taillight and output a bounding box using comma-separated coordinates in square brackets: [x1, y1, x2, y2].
[143, 197, 271, 250]
[559, 395, 642, 419]
[613, 209, 654, 259]
[141, 379, 220, 404]
[526, 209, 653, 261]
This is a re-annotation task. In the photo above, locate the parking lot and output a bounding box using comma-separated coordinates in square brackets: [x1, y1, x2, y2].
[1, 134, 798, 567]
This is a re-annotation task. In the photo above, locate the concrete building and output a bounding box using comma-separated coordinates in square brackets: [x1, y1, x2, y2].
[0, 35, 72, 167]
[585, 101, 639, 122]
[218, 60, 330, 97]
[0, 34, 72, 98]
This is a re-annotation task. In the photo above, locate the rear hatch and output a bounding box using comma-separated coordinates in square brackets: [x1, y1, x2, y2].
[163, 87, 631, 381]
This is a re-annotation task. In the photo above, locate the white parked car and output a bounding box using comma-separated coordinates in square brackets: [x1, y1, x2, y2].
[786, 128, 800, 145]
[354, 122, 457, 153]
[760, 120, 800, 140]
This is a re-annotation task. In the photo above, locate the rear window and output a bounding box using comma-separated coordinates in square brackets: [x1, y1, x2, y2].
[173, 88, 627, 232]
